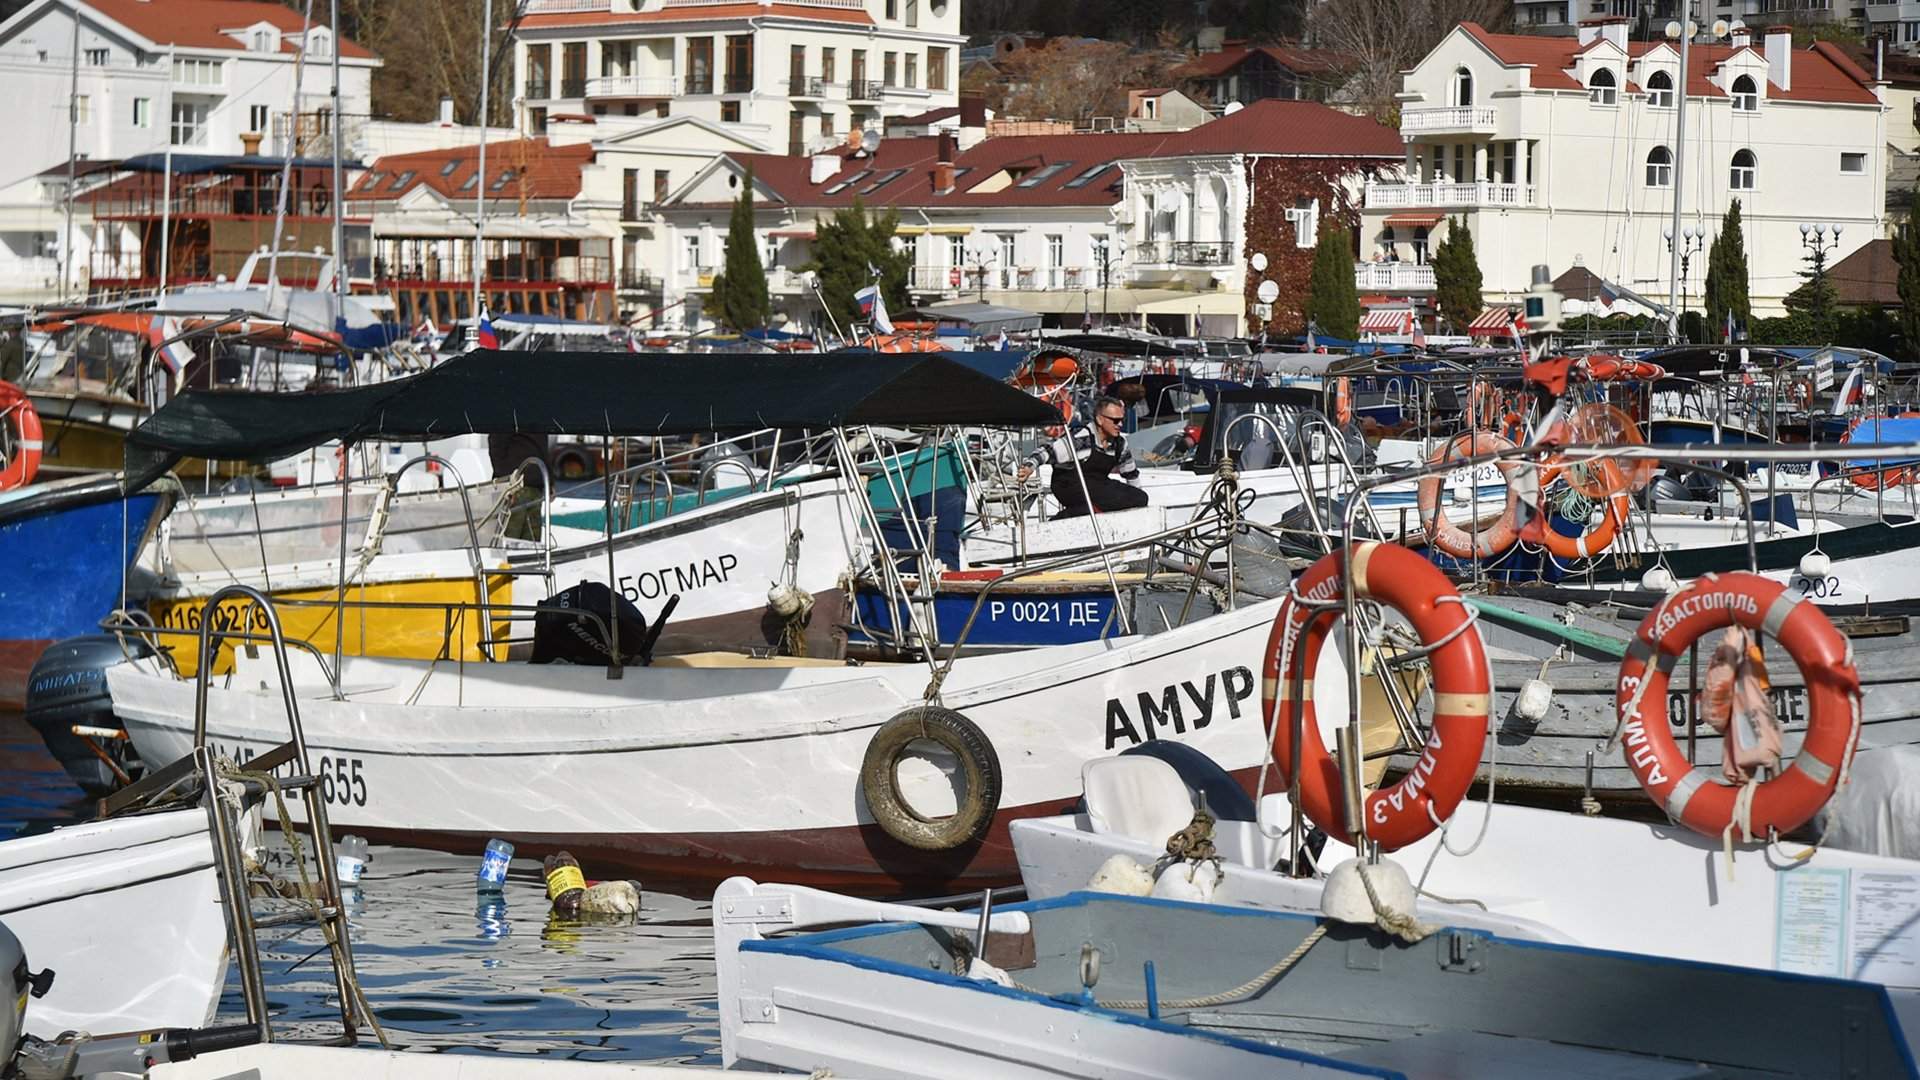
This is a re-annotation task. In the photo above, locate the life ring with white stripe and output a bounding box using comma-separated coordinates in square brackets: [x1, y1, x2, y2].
[0, 380, 42, 491]
[1416, 431, 1521, 558]
[1262, 542, 1491, 851]
[1536, 457, 1632, 560]
[1614, 572, 1861, 839]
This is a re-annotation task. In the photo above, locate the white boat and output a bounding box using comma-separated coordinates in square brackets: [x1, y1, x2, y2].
[1011, 754, 1920, 1040]
[150, 1044, 771, 1079]
[0, 807, 229, 1038]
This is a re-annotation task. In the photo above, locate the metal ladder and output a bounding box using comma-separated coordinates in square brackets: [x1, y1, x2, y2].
[103, 584, 372, 1047]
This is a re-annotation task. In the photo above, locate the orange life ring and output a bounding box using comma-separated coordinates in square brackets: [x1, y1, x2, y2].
[1416, 431, 1521, 558]
[1263, 542, 1490, 851]
[1615, 572, 1861, 839]
[1582, 355, 1667, 382]
[1535, 457, 1632, 560]
[0, 380, 43, 491]
[1044, 396, 1073, 438]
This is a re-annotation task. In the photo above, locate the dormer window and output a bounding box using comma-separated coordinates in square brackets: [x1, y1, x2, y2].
[305, 30, 331, 59]
[1731, 74, 1757, 112]
[1453, 67, 1473, 108]
[1588, 68, 1617, 106]
[1646, 69, 1673, 108]
[249, 28, 273, 52]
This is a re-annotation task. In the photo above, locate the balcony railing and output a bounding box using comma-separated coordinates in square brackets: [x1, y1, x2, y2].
[666, 0, 863, 6]
[586, 75, 676, 98]
[788, 76, 826, 97]
[848, 79, 884, 101]
[526, 0, 608, 11]
[525, 80, 552, 100]
[1133, 240, 1236, 267]
[908, 265, 1109, 292]
[685, 74, 714, 95]
[560, 77, 587, 98]
[619, 267, 660, 291]
[1364, 181, 1536, 208]
[1354, 261, 1435, 290]
[723, 73, 753, 94]
[1399, 106, 1498, 135]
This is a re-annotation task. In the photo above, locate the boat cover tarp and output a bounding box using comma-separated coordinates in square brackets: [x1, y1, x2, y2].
[124, 350, 1060, 488]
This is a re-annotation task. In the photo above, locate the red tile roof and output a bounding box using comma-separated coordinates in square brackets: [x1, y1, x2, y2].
[1172, 41, 1352, 80]
[347, 139, 594, 202]
[1457, 21, 1878, 104]
[84, 0, 374, 58]
[520, 3, 872, 28]
[704, 100, 1397, 211]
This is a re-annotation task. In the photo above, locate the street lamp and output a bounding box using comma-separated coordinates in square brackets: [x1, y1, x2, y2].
[1800, 220, 1842, 268]
[1663, 223, 1703, 336]
[1098, 240, 1126, 328]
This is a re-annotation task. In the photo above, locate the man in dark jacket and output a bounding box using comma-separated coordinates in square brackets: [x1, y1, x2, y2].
[1016, 395, 1148, 517]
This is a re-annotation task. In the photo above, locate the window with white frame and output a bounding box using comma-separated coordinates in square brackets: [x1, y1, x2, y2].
[1046, 233, 1063, 268]
[1285, 197, 1319, 248]
[306, 30, 331, 59]
[249, 29, 273, 52]
[1841, 152, 1867, 174]
[1091, 234, 1110, 283]
[73, 95, 89, 124]
[249, 104, 269, 132]
[1731, 74, 1757, 112]
[763, 235, 779, 269]
[83, 47, 108, 65]
[1588, 68, 1617, 106]
[1730, 148, 1757, 190]
[1645, 145, 1672, 187]
[684, 234, 703, 270]
[173, 58, 223, 85]
[170, 100, 209, 145]
[947, 234, 964, 271]
[1453, 67, 1473, 108]
[1646, 69, 1673, 108]
[132, 97, 150, 127]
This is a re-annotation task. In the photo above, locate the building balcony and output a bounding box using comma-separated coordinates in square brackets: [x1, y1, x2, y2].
[1399, 106, 1497, 137]
[525, 0, 608, 10]
[909, 265, 1110, 292]
[619, 267, 660, 292]
[525, 80, 552, 100]
[1354, 261, 1435, 290]
[685, 74, 714, 95]
[1132, 240, 1236, 267]
[848, 79, 884, 101]
[560, 78, 587, 98]
[722, 73, 753, 94]
[787, 76, 826, 98]
[587, 75, 676, 99]
[1364, 181, 1536, 209]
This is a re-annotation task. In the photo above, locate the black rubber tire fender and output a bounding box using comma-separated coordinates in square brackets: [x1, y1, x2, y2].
[859, 705, 1002, 851]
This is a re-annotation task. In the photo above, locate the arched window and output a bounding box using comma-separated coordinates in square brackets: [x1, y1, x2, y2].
[1731, 74, 1757, 112]
[1454, 67, 1474, 108]
[1645, 145, 1673, 187]
[1646, 69, 1673, 108]
[1730, 148, 1757, 190]
[1588, 67, 1617, 106]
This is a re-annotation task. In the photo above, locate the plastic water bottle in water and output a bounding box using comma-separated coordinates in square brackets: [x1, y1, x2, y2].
[476, 838, 514, 892]
[335, 834, 370, 884]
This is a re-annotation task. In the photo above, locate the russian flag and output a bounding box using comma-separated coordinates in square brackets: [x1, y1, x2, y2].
[476, 305, 499, 350]
[854, 285, 893, 334]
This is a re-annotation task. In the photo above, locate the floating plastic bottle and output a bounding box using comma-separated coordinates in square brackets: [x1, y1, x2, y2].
[544, 851, 586, 916]
[335, 834, 370, 884]
[476, 838, 514, 892]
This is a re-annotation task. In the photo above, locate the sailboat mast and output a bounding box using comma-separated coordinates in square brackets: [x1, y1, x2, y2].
[160, 44, 174, 297]
[473, 0, 492, 340]
[331, 0, 346, 346]
[1668, 2, 1691, 341]
[61, 6, 79, 301]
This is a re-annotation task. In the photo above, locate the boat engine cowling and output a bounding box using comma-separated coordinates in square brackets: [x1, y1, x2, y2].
[23, 635, 153, 798]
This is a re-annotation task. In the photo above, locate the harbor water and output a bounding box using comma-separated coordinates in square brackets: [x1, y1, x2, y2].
[0, 710, 722, 1064]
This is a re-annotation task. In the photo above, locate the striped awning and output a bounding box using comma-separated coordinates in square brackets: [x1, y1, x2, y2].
[1384, 212, 1444, 228]
[1468, 306, 1521, 337]
[1358, 308, 1414, 334]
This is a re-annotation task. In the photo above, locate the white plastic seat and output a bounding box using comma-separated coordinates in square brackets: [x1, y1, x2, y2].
[1081, 756, 1196, 849]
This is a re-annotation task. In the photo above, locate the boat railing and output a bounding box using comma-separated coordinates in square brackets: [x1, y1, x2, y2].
[697, 456, 761, 504]
[380, 454, 497, 667]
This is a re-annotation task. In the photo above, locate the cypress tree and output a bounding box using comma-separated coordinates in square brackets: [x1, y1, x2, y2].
[803, 197, 911, 327]
[1431, 214, 1484, 330]
[710, 165, 771, 333]
[1896, 190, 1920, 359]
[1304, 225, 1360, 340]
[1703, 198, 1752, 339]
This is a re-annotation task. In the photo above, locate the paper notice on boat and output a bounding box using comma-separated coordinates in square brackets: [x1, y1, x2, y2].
[1776, 868, 1849, 977]
[1848, 871, 1920, 987]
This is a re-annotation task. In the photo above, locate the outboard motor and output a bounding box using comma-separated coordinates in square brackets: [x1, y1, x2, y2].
[23, 635, 154, 799]
[3, 917, 258, 1078]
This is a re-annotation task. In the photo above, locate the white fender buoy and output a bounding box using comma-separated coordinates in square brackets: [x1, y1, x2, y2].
[1320, 856, 1416, 926]
[1798, 550, 1833, 580]
[1513, 678, 1555, 722]
[1150, 861, 1219, 904]
[1640, 565, 1677, 594]
[1088, 854, 1154, 896]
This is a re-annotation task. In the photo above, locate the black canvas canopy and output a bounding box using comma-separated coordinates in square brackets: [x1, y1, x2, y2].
[124, 350, 1060, 489]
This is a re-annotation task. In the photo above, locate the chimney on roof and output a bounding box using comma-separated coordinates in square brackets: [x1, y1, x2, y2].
[957, 94, 988, 152]
[240, 131, 263, 155]
[1599, 18, 1627, 52]
[810, 153, 839, 184]
[1576, 21, 1599, 47]
[439, 96, 455, 125]
[1731, 26, 1750, 49]
[1766, 26, 1792, 91]
[932, 129, 957, 194]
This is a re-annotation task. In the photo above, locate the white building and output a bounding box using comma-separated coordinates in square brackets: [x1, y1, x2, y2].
[1361, 19, 1887, 319]
[654, 99, 1402, 336]
[0, 0, 377, 301]
[513, 0, 963, 154]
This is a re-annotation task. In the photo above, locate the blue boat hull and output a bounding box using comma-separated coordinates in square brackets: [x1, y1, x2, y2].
[0, 481, 167, 707]
[849, 586, 1119, 648]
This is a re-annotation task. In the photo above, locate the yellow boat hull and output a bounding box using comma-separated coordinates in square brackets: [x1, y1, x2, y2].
[150, 574, 513, 677]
